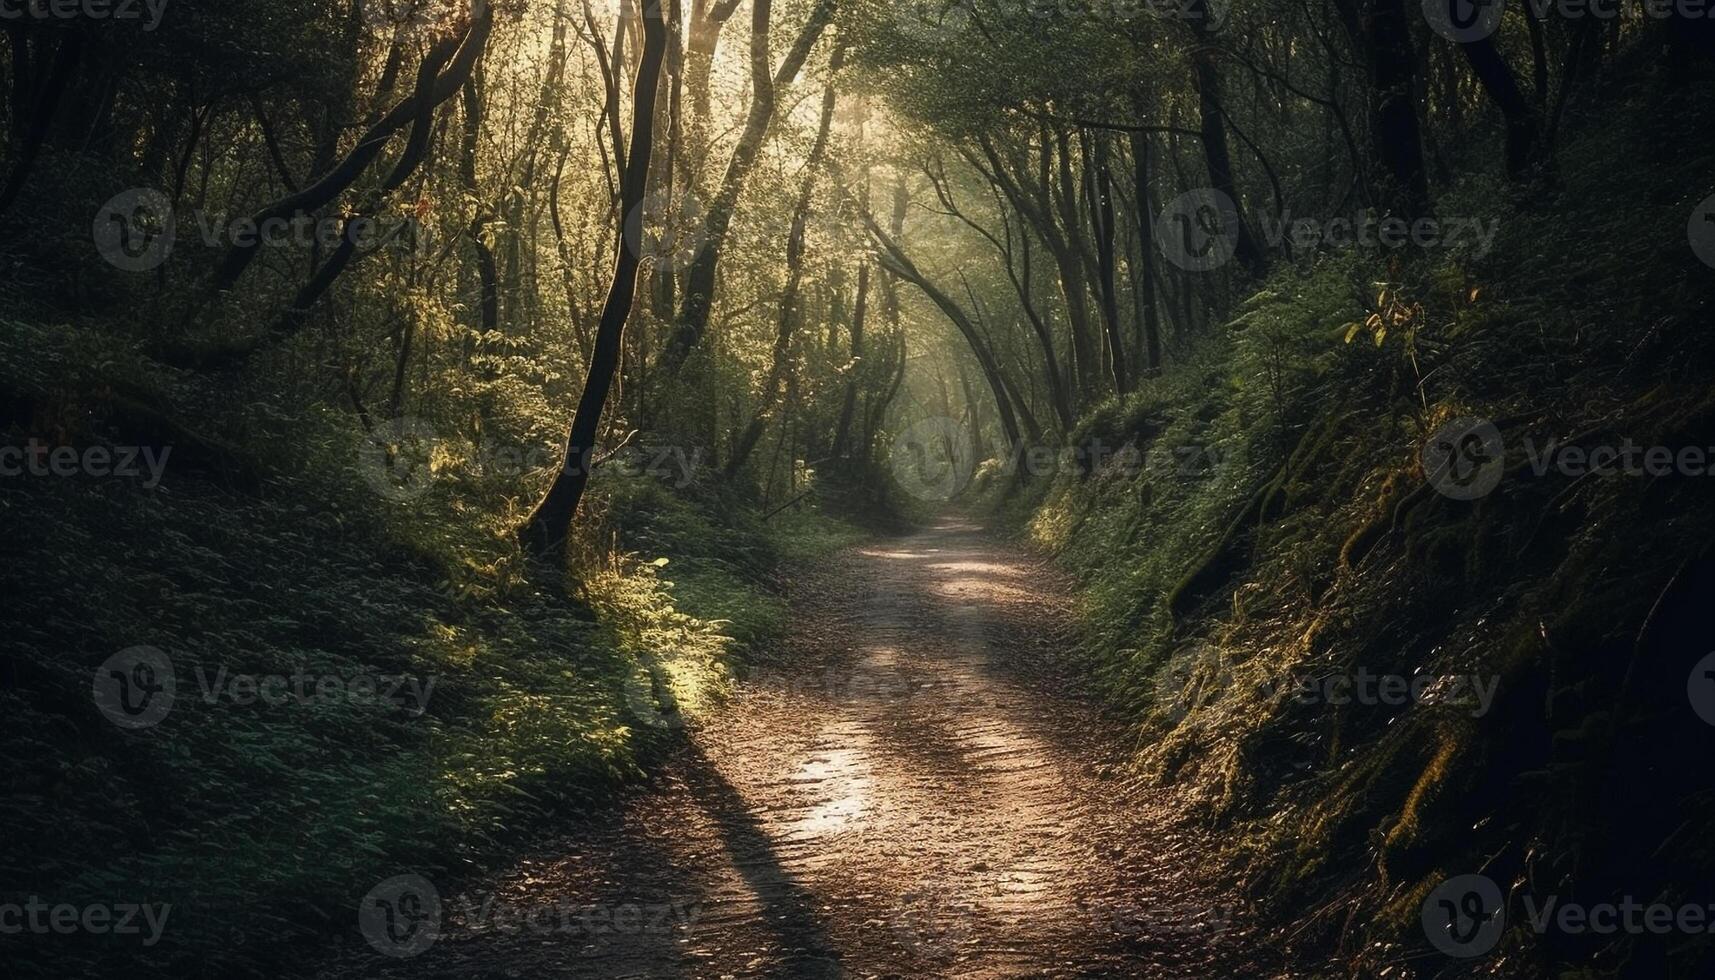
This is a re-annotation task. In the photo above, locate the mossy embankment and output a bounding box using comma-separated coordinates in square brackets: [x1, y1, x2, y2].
[0, 317, 865, 977]
[985, 79, 1715, 977]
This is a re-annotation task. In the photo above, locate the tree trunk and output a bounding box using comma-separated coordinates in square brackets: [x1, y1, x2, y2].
[1129, 126, 1164, 373]
[1361, 0, 1431, 216]
[1087, 132, 1129, 394]
[725, 41, 842, 475]
[1190, 29, 1267, 278]
[461, 76, 500, 338]
[1460, 36, 1540, 180]
[659, 0, 835, 376]
[518, 0, 668, 562]
[683, 0, 743, 182]
[867, 218, 1023, 451]
[972, 135, 1098, 410]
[209, 9, 493, 292]
[1014, 231, 1074, 430]
[0, 33, 82, 216]
[830, 260, 869, 459]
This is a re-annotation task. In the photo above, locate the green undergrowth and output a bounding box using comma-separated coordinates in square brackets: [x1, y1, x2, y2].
[992, 79, 1715, 977]
[0, 318, 860, 977]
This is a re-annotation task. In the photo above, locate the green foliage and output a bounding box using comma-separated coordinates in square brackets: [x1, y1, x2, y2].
[988, 85, 1715, 976]
[0, 316, 850, 977]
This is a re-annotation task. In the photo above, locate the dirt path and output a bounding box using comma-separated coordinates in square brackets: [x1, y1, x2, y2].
[357, 518, 1290, 978]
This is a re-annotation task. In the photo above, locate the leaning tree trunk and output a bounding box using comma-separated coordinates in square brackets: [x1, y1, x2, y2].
[1459, 35, 1540, 180]
[866, 217, 1023, 452]
[258, 41, 454, 352]
[1013, 231, 1074, 430]
[1189, 15, 1267, 278]
[659, 0, 835, 377]
[1052, 130, 1102, 394]
[517, 0, 668, 562]
[208, 8, 493, 293]
[972, 135, 1096, 411]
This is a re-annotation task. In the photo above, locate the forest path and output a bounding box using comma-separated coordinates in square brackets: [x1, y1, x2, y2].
[367, 518, 1289, 978]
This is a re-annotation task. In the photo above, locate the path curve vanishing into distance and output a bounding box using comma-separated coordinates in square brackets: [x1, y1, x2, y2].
[346, 519, 1306, 978]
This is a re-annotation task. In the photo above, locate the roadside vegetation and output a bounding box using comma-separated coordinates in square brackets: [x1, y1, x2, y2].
[977, 75, 1715, 978]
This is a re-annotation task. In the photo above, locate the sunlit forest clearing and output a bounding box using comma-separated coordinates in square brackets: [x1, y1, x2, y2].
[3, 1, 1715, 976]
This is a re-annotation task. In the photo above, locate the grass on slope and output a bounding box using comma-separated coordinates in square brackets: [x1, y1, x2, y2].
[992, 74, 1715, 978]
[0, 317, 864, 977]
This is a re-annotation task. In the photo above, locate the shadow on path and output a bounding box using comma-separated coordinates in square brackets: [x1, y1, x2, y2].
[676, 741, 845, 979]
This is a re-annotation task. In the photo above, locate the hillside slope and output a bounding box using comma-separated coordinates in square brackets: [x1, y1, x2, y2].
[997, 76, 1715, 979]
